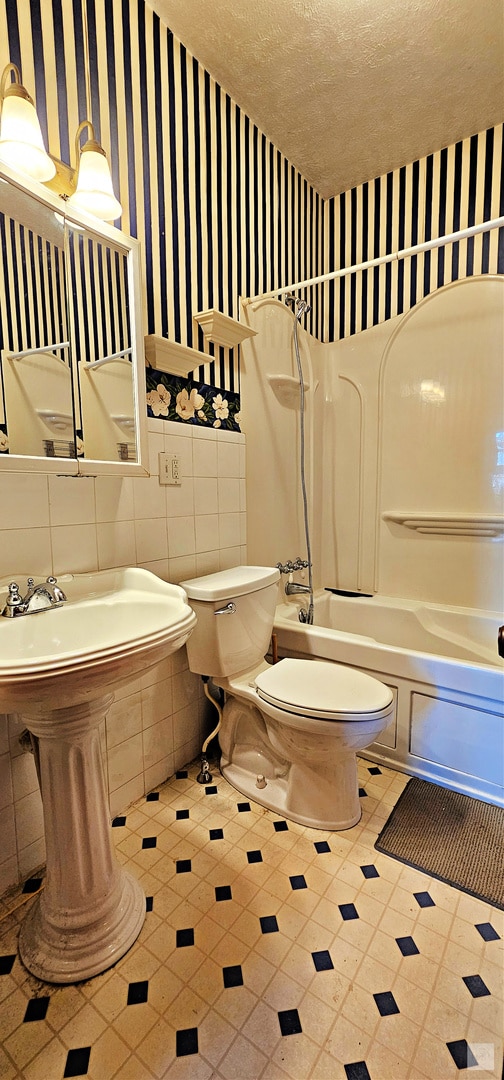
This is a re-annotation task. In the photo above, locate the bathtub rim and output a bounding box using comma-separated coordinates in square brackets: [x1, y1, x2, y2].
[274, 597, 504, 711]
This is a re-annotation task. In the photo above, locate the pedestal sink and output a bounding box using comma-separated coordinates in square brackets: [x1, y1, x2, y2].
[0, 568, 196, 984]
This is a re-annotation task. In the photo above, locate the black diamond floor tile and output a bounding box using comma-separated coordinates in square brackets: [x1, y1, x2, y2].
[176, 859, 192, 873]
[247, 849, 263, 863]
[223, 964, 243, 988]
[0, 954, 16, 975]
[127, 980, 149, 1005]
[176, 1027, 198, 1056]
[289, 874, 307, 890]
[237, 802, 251, 812]
[23, 997, 50, 1022]
[205, 785, 218, 795]
[112, 816, 126, 827]
[360, 864, 379, 879]
[462, 974, 490, 997]
[339, 903, 359, 921]
[274, 820, 288, 831]
[368, 766, 382, 775]
[63, 1046, 91, 1077]
[142, 836, 157, 849]
[22, 877, 42, 893]
[446, 1039, 478, 1069]
[176, 809, 190, 819]
[146, 792, 159, 802]
[146, 896, 153, 912]
[177, 928, 194, 947]
[414, 891, 435, 908]
[209, 828, 224, 840]
[373, 991, 399, 1016]
[278, 1008, 302, 1036]
[396, 935, 419, 956]
[475, 922, 500, 941]
[312, 950, 334, 972]
[345, 1062, 371, 1080]
[314, 840, 331, 853]
[260, 915, 279, 934]
[215, 885, 232, 901]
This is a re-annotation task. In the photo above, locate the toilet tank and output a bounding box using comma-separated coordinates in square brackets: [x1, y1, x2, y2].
[180, 566, 280, 676]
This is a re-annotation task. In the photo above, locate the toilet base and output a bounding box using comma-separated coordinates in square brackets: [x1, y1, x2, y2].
[220, 752, 362, 831]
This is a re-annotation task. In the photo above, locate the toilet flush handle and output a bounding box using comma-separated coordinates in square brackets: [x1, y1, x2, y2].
[214, 602, 237, 615]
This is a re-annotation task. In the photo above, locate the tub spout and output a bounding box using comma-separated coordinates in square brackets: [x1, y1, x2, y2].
[285, 581, 311, 596]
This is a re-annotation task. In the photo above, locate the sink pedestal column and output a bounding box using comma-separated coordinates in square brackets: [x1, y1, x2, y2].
[18, 695, 145, 984]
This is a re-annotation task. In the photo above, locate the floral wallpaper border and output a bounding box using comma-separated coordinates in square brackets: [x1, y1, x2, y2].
[146, 369, 241, 432]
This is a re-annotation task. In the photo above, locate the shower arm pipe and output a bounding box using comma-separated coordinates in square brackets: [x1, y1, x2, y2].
[242, 215, 504, 305]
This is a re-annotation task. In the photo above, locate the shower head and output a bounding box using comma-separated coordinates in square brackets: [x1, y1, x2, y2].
[284, 294, 311, 322]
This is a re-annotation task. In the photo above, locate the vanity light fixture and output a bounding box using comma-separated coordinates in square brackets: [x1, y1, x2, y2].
[0, 63, 56, 182]
[66, 119, 122, 222]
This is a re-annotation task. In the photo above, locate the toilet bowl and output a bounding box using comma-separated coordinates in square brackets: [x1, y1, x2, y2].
[181, 566, 394, 830]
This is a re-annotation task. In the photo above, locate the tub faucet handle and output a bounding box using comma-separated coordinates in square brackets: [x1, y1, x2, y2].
[276, 558, 311, 574]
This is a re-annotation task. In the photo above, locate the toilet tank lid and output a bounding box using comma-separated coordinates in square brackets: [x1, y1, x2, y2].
[180, 565, 280, 601]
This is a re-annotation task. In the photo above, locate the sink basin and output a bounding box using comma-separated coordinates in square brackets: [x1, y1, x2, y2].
[0, 567, 196, 712]
[0, 568, 197, 984]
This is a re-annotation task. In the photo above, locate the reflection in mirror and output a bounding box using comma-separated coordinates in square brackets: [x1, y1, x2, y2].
[65, 224, 136, 462]
[0, 167, 148, 475]
[0, 182, 76, 458]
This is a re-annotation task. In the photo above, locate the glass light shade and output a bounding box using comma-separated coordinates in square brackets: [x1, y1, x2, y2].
[68, 144, 122, 221]
[0, 92, 56, 181]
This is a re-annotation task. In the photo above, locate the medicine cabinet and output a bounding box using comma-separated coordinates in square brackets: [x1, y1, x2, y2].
[0, 162, 148, 475]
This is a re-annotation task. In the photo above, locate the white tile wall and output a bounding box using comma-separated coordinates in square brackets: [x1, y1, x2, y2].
[0, 419, 247, 894]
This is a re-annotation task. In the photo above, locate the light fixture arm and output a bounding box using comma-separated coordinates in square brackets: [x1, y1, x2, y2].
[74, 119, 106, 165]
[0, 63, 32, 105]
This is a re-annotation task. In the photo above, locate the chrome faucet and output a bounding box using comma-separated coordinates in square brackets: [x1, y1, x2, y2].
[1, 576, 67, 617]
[276, 557, 312, 596]
[276, 557, 310, 575]
[284, 580, 311, 596]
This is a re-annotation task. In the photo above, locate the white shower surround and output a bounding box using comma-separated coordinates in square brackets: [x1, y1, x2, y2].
[241, 275, 504, 805]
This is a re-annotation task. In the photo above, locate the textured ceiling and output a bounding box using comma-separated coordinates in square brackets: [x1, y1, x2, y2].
[149, 0, 504, 199]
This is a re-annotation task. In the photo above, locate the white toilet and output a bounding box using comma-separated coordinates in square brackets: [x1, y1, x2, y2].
[181, 566, 394, 830]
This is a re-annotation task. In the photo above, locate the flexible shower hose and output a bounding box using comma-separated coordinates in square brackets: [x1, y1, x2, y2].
[293, 315, 314, 624]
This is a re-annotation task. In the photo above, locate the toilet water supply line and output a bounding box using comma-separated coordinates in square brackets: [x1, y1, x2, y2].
[197, 676, 223, 783]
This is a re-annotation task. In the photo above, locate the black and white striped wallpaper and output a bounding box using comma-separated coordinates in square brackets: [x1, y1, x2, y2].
[0, 0, 502, 384]
[323, 125, 504, 341]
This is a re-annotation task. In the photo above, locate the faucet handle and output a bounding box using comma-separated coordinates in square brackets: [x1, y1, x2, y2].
[1, 582, 24, 617]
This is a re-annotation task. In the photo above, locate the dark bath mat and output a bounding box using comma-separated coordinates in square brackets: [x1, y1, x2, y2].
[375, 777, 504, 910]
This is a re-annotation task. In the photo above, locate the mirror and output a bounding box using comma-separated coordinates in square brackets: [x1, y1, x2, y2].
[0, 163, 148, 475]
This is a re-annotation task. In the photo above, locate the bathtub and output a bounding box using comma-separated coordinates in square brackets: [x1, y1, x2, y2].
[273, 591, 504, 807]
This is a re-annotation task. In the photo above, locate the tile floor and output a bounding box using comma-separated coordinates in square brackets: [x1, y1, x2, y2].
[0, 758, 502, 1080]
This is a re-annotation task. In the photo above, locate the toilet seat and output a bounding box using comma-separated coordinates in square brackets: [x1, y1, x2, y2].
[255, 658, 393, 721]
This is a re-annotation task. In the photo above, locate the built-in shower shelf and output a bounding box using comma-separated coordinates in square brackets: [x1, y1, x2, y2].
[383, 512, 504, 538]
[144, 335, 207, 376]
[193, 309, 257, 347]
[267, 374, 310, 407]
